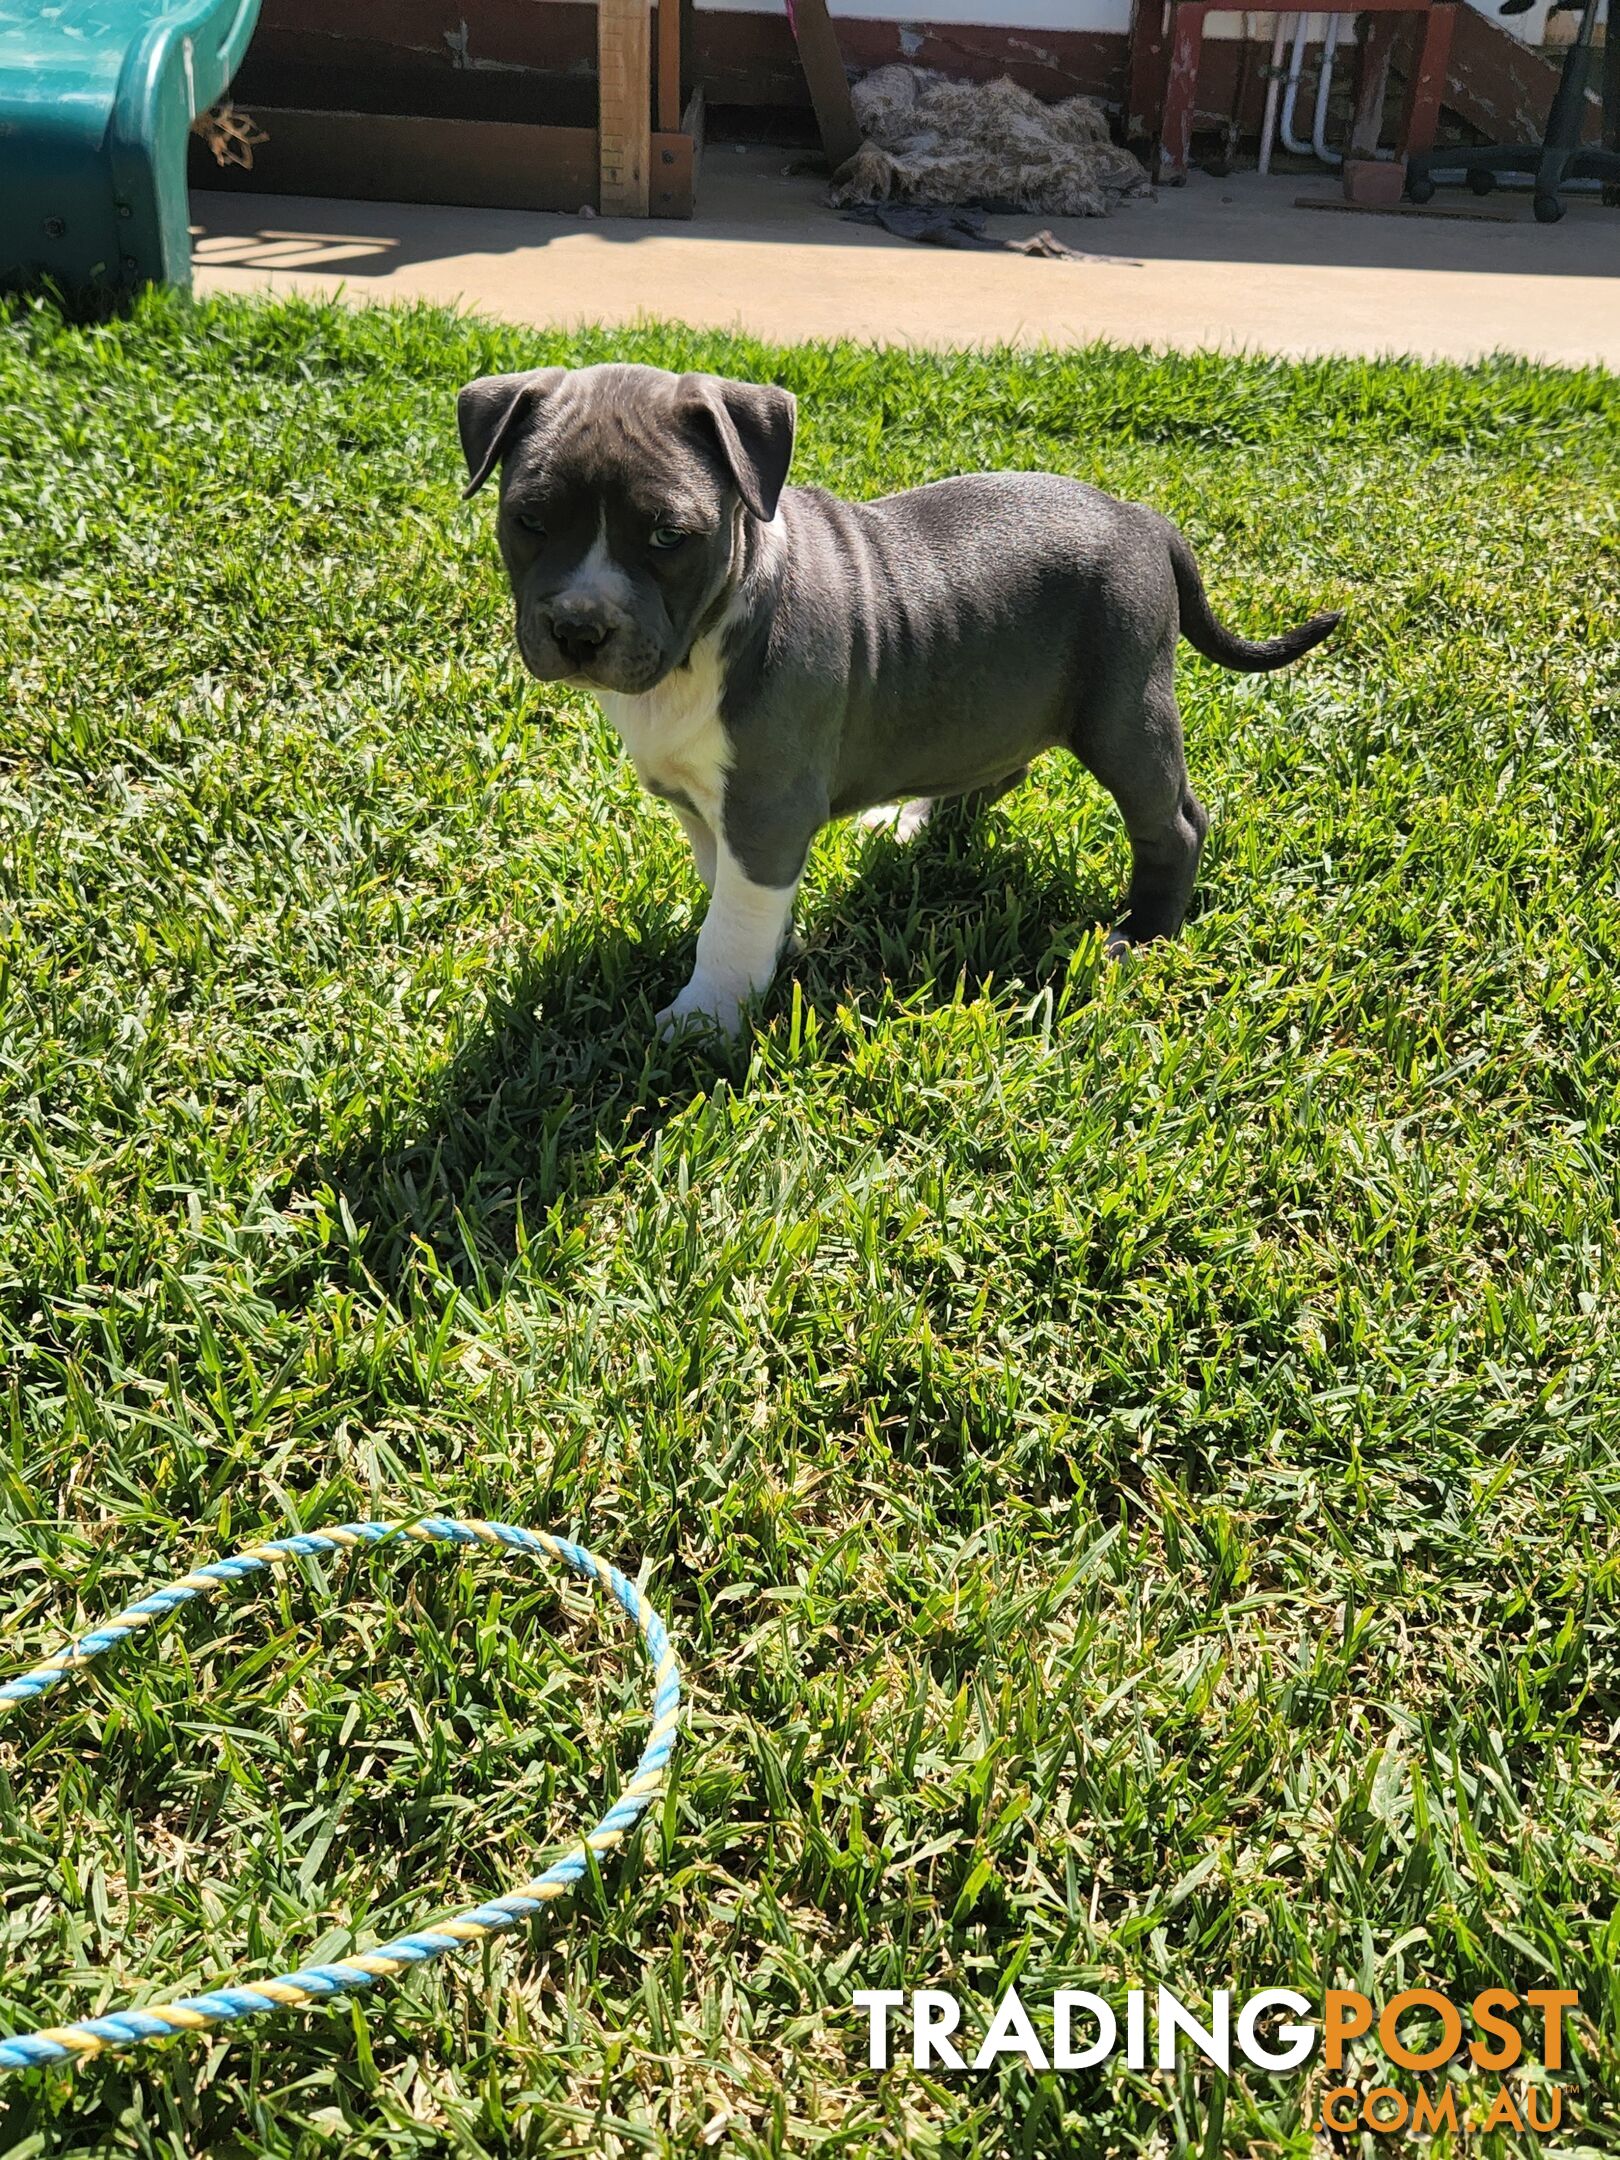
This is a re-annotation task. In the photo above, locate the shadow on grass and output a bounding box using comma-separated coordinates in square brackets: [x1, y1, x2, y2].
[796, 803, 1119, 1029]
[308, 806, 1120, 1306]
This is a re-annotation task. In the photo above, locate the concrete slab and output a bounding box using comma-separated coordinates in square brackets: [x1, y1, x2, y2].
[191, 151, 1620, 366]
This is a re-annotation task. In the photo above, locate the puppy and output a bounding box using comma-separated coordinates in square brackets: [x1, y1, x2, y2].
[458, 362, 1337, 1036]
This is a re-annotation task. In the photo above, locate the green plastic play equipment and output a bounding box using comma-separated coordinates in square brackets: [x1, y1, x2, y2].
[0, 0, 262, 293]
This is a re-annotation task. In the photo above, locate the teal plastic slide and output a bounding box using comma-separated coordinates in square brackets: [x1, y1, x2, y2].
[0, 0, 262, 292]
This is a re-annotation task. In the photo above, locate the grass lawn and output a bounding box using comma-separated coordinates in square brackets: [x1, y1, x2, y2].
[1, 289, 1618, 2159]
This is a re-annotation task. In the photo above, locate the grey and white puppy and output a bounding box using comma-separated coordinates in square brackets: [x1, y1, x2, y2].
[458, 361, 1337, 1036]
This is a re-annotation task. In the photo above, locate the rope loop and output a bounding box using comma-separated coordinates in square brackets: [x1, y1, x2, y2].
[0, 1516, 680, 2073]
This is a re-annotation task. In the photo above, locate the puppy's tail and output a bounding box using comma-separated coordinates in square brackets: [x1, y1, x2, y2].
[1169, 527, 1340, 674]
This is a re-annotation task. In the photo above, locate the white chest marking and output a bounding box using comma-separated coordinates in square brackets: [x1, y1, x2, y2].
[596, 629, 732, 831]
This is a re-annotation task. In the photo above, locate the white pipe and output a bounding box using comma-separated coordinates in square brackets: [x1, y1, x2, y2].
[1279, 13, 1313, 156]
[1258, 11, 1290, 175]
[1311, 14, 1343, 165]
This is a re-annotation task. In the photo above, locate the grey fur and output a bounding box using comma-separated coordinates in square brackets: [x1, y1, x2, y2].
[459, 360, 1339, 1023]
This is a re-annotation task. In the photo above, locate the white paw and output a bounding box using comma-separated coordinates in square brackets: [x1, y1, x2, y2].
[656, 983, 745, 1042]
[860, 798, 934, 843]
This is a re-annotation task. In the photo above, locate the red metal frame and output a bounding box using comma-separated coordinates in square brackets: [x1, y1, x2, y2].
[1128, 0, 1459, 183]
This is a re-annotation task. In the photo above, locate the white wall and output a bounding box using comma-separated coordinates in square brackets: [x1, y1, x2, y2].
[691, 0, 1303, 34]
[692, 0, 1572, 56]
[690, 0, 1330, 46]
[694, 0, 1129, 22]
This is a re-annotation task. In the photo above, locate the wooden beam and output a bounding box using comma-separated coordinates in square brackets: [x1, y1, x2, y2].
[599, 0, 651, 215]
[1349, 10, 1401, 156]
[1156, 1, 1209, 180]
[1398, 0, 1458, 156]
[656, 0, 683, 134]
[187, 109, 601, 212]
[1445, 0, 1601, 148]
[189, 108, 701, 219]
[784, 0, 863, 171]
[651, 87, 704, 217]
[1126, 0, 1172, 146]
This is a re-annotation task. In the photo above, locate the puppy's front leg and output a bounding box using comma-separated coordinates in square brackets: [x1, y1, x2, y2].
[658, 842, 801, 1039]
[671, 803, 717, 894]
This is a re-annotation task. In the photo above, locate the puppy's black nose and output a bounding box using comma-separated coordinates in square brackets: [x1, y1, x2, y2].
[549, 610, 612, 667]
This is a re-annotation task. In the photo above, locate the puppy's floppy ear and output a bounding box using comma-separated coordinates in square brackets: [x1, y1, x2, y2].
[457, 368, 565, 498]
[681, 374, 797, 524]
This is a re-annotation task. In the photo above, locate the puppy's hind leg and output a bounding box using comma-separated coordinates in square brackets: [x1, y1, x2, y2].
[1071, 657, 1207, 952]
[859, 767, 1031, 844]
[858, 797, 938, 843]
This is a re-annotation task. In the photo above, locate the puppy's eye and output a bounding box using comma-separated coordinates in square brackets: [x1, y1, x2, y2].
[649, 526, 689, 551]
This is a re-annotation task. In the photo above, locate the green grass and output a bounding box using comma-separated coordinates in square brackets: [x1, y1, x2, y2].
[1, 287, 1618, 2159]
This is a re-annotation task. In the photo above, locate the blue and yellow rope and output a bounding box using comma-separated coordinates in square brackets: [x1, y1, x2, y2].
[0, 1516, 680, 2074]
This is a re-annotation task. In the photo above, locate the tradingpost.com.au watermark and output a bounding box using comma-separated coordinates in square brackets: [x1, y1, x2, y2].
[855, 1984, 1580, 2138]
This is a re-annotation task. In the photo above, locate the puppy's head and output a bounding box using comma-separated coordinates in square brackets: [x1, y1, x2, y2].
[457, 361, 796, 695]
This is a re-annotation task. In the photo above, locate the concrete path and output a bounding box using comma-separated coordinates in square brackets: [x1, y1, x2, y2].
[191, 152, 1620, 366]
